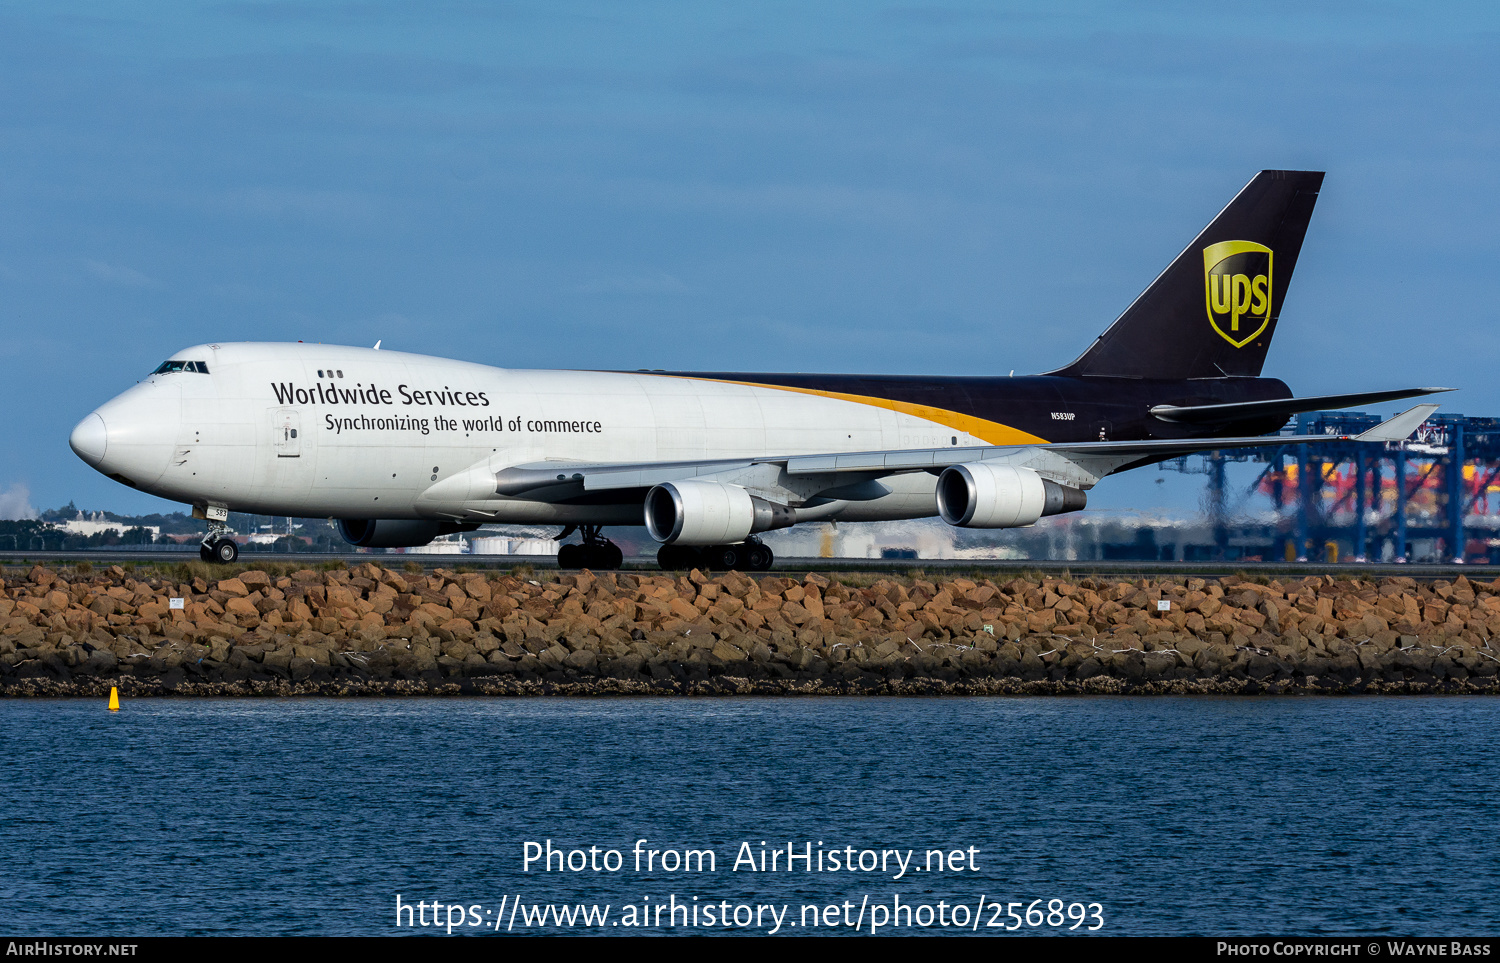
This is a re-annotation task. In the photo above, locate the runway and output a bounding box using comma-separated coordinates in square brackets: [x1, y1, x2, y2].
[1, 550, 1494, 582]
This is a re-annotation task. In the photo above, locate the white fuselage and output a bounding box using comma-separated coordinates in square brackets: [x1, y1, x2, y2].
[72, 342, 982, 525]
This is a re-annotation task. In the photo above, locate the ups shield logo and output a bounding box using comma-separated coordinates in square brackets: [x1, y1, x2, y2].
[1204, 240, 1273, 348]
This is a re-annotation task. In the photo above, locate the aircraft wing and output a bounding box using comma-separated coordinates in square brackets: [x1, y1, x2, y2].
[470, 404, 1441, 508]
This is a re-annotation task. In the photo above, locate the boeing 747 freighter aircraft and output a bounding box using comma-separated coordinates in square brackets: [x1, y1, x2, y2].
[70, 170, 1445, 569]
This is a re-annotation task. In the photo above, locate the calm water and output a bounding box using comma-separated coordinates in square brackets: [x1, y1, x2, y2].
[1, 696, 1496, 936]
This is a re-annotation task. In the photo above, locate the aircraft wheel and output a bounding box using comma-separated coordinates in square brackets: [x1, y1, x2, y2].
[705, 544, 743, 571]
[657, 544, 701, 571]
[557, 543, 582, 568]
[578, 542, 623, 570]
[200, 543, 214, 562]
[746, 543, 774, 571]
[211, 538, 239, 564]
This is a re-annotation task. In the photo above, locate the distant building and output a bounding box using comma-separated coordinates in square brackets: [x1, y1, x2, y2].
[405, 534, 468, 554]
[760, 520, 963, 560]
[470, 536, 562, 555]
[55, 510, 159, 539]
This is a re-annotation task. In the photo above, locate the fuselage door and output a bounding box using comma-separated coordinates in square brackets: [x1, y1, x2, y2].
[272, 408, 301, 457]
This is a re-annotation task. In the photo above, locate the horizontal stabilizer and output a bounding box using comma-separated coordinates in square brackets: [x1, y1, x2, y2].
[1354, 403, 1441, 443]
[1150, 387, 1453, 424]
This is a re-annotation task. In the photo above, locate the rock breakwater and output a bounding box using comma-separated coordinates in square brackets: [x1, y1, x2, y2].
[3, 562, 1500, 696]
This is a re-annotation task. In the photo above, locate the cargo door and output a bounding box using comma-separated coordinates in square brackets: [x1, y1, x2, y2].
[646, 386, 706, 460]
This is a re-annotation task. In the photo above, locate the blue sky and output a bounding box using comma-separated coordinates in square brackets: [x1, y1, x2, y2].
[2, 1, 1497, 518]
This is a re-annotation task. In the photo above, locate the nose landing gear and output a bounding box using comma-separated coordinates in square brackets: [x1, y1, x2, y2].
[199, 522, 239, 564]
[555, 524, 624, 570]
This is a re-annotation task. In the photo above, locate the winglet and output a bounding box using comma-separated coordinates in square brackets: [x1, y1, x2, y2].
[1354, 404, 1441, 443]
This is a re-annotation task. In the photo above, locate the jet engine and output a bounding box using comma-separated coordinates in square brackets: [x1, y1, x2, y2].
[644, 480, 795, 545]
[338, 519, 479, 548]
[935, 464, 1087, 528]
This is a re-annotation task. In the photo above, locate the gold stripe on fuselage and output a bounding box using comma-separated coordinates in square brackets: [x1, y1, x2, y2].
[650, 374, 1051, 446]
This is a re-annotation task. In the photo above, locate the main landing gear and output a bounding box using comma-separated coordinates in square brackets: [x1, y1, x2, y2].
[555, 524, 624, 570]
[658, 538, 774, 572]
[199, 522, 239, 564]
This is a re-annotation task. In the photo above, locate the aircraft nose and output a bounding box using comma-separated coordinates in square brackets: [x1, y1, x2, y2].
[70, 412, 108, 468]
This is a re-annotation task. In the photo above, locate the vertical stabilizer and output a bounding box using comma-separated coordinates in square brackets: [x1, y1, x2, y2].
[1050, 169, 1323, 379]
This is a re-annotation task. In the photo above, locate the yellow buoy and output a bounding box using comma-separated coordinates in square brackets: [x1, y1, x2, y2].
[108, 687, 119, 711]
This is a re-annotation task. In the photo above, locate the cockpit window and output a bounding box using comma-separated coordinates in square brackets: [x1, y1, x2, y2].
[152, 360, 209, 375]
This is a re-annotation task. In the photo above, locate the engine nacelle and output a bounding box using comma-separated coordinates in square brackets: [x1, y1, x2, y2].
[338, 519, 479, 548]
[935, 464, 1087, 528]
[644, 481, 795, 545]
